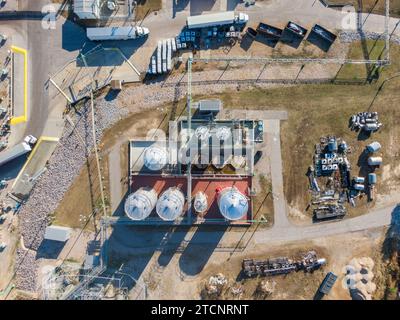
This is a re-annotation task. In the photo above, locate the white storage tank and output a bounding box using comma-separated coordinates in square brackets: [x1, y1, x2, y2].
[354, 177, 365, 184]
[124, 188, 157, 220]
[144, 146, 168, 171]
[193, 191, 208, 214]
[217, 187, 248, 221]
[368, 173, 377, 185]
[366, 141, 381, 153]
[368, 156, 382, 166]
[195, 126, 211, 143]
[354, 183, 365, 191]
[156, 188, 185, 221]
[215, 126, 231, 141]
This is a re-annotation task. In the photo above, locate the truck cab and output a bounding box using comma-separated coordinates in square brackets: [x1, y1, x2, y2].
[235, 13, 249, 24]
[24, 135, 37, 146]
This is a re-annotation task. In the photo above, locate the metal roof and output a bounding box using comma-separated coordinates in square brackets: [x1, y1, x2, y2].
[74, 0, 99, 15]
[187, 11, 235, 27]
[44, 226, 72, 242]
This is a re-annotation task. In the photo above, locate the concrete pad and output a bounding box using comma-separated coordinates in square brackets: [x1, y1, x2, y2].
[11, 52, 25, 120]
[11, 137, 59, 200]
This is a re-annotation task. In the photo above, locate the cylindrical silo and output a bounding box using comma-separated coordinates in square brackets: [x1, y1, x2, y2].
[193, 191, 208, 214]
[217, 187, 248, 221]
[368, 173, 377, 185]
[156, 187, 185, 221]
[125, 188, 157, 220]
[144, 146, 168, 171]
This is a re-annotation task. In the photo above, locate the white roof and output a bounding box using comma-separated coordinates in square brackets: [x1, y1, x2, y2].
[187, 11, 235, 26]
[44, 226, 71, 242]
[74, 0, 99, 14]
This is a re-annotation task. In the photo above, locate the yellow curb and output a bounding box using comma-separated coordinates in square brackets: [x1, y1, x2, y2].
[10, 46, 28, 125]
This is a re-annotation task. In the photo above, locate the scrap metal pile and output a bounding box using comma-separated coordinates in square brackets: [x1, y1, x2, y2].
[308, 136, 351, 220]
[242, 251, 326, 277]
[350, 112, 382, 132]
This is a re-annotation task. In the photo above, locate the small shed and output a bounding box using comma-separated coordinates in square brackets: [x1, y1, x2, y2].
[44, 226, 72, 242]
[198, 99, 222, 113]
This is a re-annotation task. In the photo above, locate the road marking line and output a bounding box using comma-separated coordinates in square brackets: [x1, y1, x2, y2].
[10, 46, 28, 125]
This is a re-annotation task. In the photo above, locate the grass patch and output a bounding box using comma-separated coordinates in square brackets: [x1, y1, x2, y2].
[336, 40, 386, 80]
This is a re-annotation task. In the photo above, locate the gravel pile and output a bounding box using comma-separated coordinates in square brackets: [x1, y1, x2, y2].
[339, 31, 400, 45]
[15, 100, 126, 292]
[15, 249, 39, 292]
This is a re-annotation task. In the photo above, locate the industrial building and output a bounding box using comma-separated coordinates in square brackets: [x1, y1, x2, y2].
[124, 102, 264, 225]
[73, 0, 100, 20]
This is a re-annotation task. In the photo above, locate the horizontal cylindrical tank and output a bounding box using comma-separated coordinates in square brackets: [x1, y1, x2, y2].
[354, 177, 365, 184]
[366, 141, 381, 153]
[125, 188, 157, 220]
[193, 191, 208, 214]
[144, 146, 168, 171]
[217, 187, 248, 221]
[368, 156, 382, 166]
[368, 173, 377, 185]
[364, 123, 379, 131]
[354, 183, 365, 191]
[156, 188, 185, 221]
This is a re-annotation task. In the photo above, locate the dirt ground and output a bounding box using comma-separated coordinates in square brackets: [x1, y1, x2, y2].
[135, 0, 163, 21]
[113, 227, 390, 300]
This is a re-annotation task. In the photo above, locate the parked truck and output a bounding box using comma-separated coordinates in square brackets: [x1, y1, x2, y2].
[186, 11, 249, 29]
[87, 26, 150, 41]
[0, 135, 37, 168]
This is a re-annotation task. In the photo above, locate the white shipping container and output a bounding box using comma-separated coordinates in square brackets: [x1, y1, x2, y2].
[157, 41, 162, 74]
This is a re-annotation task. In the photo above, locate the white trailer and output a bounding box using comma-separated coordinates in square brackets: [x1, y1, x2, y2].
[162, 39, 167, 73]
[87, 26, 149, 41]
[0, 142, 32, 167]
[186, 11, 249, 29]
[167, 39, 172, 71]
[157, 41, 162, 74]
